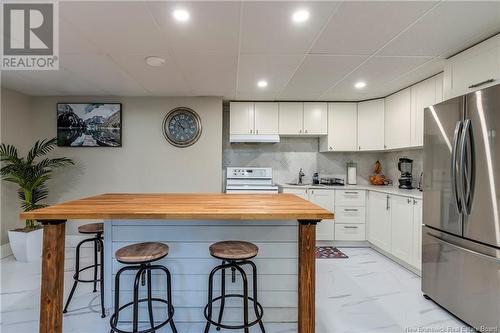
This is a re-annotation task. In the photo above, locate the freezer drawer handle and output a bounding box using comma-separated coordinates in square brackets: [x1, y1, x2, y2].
[468, 78, 495, 89]
[426, 233, 500, 264]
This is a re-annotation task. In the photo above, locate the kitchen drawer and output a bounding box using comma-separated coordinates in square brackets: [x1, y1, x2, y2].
[335, 206, 365, 224]
[335, 190, 365, 207]
[335, 223, 366, 241]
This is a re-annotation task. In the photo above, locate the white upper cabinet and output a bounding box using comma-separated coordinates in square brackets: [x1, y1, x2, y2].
[230, 102, 278, 136]
[230, 102, 254, 135]
[357, 99, 385, 151]
[410, 76, 437, 147]
[385, 88, 411, 149]
[278, 102, 303, 135]
[278, 102, 326, 136]
[320, 103, 357, 152]
[444, 35, 500, 99]
[435, 73, 444, 104]
[303, 103, 327, 135]
[254, 102, 279, 135]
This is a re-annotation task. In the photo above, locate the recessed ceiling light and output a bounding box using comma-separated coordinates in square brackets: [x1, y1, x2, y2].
[354, 81, 367, 89]
[292, 9, 310, 23]
[145, 56, 166, 67]
[257, 80, 268, 88]
[173, 9, 190, 22]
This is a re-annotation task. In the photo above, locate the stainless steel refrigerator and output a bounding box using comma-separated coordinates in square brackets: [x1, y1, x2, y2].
[422, 84, 500, 331]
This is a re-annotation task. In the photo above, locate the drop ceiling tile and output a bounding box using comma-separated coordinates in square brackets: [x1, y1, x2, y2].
[311, 1, 437, 55]
[176, 53, 238, 96]
[281, 55, 368, 97]
[110, 53, 190, 96]
[321, 55, 431, 98]
[379, 1, 500, 57]
[240, 1, 340, 54]
[59, 17, 100, 54]
[375, 58, 446, 95]
[237, 54, 304, 93]
[146, 1, 240, 55]
[60, 1, 170, 54]
[61, 54, 147, 96]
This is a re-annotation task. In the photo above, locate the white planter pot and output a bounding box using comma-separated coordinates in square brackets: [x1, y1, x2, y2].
[8, 228, 43, 262]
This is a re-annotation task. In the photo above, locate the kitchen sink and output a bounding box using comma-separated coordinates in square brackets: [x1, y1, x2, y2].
[285, 182, 311, 186]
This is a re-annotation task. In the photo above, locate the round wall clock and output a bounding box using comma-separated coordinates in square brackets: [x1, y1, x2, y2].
[162, 107, 202, 148]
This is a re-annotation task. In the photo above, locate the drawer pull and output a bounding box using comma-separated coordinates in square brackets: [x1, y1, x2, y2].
[344, 209, 358, 212]
[344, 191, 359, 194]
[468, 78, 495, 89]
[344, 226, 358, 229]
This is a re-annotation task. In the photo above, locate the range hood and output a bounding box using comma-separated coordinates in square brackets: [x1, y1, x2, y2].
[229, 134, 280, 143]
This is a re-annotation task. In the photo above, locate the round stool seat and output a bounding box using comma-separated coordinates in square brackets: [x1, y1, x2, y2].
[209, 241, 258, 260]
[115, 242, 169, 264]
[78, 222, 103, 234]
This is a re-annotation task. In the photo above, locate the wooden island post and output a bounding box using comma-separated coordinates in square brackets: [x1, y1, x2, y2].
[22, 193, 333, 333]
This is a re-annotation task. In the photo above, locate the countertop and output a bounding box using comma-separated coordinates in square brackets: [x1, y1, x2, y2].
[277, 183, 423, 199]
[20, 193, 334, 221]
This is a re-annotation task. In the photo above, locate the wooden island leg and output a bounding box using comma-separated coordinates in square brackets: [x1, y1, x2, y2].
[298, 220, 320, 333]
[38, 220, 66, 333]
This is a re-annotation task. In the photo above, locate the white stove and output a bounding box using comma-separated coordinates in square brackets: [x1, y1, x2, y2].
[225, 167, 279, 194]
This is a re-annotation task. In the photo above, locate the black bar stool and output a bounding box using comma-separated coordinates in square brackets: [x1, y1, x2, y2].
[64, 222, 105, 318]
[204, 241, 265, 333]
[110, 242, 177, 333]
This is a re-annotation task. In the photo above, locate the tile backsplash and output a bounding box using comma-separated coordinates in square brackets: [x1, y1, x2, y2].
[222, 110, 423, 187]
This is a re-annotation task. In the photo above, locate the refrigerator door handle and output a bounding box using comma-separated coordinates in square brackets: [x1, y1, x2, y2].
[451, 120, 464, 214]
[459, 119, 475, 215]
[426, 232, 500, 264]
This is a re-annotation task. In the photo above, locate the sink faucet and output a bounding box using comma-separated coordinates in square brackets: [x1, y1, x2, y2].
[298, 168, 305, 185]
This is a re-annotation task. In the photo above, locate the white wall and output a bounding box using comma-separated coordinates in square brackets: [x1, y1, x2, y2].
[1, 92, 223, 237]
[0, 88, 35, 245]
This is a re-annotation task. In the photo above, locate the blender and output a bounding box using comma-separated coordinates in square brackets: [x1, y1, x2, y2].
[398, 157, 414, 189]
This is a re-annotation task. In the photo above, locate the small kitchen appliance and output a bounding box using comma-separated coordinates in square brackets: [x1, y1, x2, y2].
[397, 157, 414, 189]
[225, 167, 278, 194]
[346, 161, 357, 185]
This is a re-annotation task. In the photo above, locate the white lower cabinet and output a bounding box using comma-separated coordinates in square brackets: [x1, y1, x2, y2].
[411, 199, 422, 270]
[282, 188, 335, 241]
[367, 191, 423, 271]
[335, 224, 366, 241]
[307, 189, 335, 241]
[390, 196, 414, 263]
[367, 191, 391, 252]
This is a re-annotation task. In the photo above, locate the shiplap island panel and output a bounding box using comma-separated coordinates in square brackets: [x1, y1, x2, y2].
[21, 193, 333, 333]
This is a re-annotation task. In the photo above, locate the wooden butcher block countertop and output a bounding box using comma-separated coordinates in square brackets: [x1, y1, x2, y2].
[20, 193, 334, 221]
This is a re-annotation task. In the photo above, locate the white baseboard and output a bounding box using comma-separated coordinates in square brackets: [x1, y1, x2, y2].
[1, 243, 13, 259]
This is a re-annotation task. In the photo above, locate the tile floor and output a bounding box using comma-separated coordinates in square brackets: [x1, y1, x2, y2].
[0, 247, 466, 333]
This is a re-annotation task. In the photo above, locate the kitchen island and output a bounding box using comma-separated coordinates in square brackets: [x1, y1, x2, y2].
[21, 193, 333, 333]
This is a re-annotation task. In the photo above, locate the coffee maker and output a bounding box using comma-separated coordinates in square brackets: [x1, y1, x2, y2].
[398, 157, 414, 189]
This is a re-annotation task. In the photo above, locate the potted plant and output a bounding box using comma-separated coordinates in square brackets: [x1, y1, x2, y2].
[0, 138, 74, 262]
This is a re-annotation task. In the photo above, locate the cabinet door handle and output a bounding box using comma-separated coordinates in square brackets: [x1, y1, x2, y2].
[386, 195, 390, 210]
[468, 79, 495, 89]
[299, 129, 302, 133]
[344, 226, 358, 229]
[344, 191, 358, 194]
[305, 129, 308, 133]
[256, 129, 259, 134]
[407, 198, 412, 204]
[329, 146, 333, 150]
[413, 199, 417, 205]
[250, 129, 253, 134]
[344, 209, 358, 212]
[359, 146, 361, 150]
